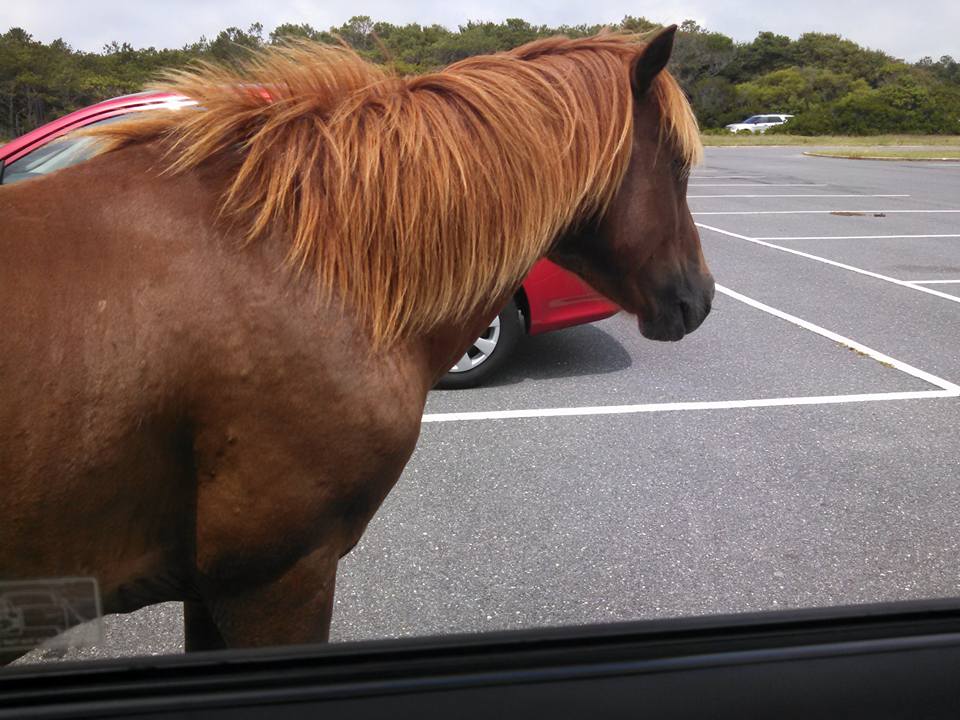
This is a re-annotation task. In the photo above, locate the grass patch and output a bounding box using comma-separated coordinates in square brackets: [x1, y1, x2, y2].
[840, 345, 895, 369]
[701, 134, 960, 147]
[804, 149, 960, 160]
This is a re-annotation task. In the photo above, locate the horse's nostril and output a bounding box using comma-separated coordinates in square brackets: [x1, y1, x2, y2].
[705, 276, 716, 301]
[680, 300, 697, 332]
[679, 287, 713, 333]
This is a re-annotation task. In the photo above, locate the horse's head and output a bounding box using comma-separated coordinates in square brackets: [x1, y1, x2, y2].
[549, 26, 714, 341]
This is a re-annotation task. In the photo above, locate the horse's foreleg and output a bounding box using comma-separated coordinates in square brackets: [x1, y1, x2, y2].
[189, 349, 425, 650]
[184, 600, 227, 652]
[199, 547, 339, 649]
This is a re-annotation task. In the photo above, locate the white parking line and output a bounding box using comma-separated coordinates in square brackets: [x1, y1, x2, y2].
[421, 390, 956, 422]
[694, 210, 960, 216]
[717, 285, 960, 396]
[752, 234, 960, 240]
[717, 286, 957, 392]
[689, 183, 828, 188]
[421, 286, 959, 423]
[688, 194, 909, 199]
[903, 281, 960, 300]
[696, 223, 960, 305]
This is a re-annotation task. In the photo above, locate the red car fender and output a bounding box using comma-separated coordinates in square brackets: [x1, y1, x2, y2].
[520, 259, 619, 336]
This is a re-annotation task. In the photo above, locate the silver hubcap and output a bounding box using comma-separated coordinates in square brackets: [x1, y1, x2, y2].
[449, 316, 501, 373]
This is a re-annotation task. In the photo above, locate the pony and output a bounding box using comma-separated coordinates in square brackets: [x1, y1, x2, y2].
[0, 26, 713, 657]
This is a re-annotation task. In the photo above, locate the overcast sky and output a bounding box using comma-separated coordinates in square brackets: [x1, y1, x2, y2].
[3, 1, 958, 62]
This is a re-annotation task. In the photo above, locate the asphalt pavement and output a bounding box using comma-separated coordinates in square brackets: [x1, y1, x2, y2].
[14, 147, 960, 663]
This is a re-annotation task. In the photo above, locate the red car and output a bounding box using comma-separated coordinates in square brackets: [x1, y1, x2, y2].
[0, 93, 619, 388]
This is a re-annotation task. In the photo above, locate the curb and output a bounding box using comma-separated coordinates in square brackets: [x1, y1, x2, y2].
[802, 151, 960, 162]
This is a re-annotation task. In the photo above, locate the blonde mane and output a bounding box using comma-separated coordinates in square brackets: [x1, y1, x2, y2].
[92, 33, 701, 346]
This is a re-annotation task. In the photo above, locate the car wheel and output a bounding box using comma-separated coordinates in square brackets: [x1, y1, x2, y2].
[435, 299, 524, 390]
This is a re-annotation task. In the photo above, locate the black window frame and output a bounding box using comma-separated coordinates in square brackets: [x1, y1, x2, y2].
[3, 598, 960, 719]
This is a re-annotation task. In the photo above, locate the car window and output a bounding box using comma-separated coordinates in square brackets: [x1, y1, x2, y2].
[1, 115, 127, 185]
[3, 16, 960, 707]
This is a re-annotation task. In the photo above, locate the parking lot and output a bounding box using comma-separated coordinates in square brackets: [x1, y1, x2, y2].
[20, 146, 960, 661]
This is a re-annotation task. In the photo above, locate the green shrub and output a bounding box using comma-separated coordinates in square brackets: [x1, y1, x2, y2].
[773, 106, 836, 135]
[734, 67, 868, 116]
[756, 69, 960, 135]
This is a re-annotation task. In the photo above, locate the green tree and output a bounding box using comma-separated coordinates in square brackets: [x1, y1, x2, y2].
[722, 31, 793, 82]
[208, 23, 264, 62]
[671, 21, 736, 91]
[618, 15, 659, 34]
[791, 32, 890, 86]
[688, 76, 738, 127]
[269, 23, 329, 44]
[332, 16, 376, 53]
[736, 67, 868, 114]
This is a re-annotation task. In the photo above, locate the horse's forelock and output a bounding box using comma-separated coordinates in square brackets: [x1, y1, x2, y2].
[651, 71, 703, 169]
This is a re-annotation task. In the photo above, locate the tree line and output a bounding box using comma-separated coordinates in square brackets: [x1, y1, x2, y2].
[2, 16, 959, 140]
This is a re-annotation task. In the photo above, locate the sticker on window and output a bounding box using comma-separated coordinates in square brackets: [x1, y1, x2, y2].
[0, 578, 102, 654]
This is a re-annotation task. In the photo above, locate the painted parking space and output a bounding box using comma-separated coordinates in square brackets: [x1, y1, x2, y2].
[698, 225, 960, 301]
[423, 288, 943, 419]
[423, 152, 960, 422]
[700, 231, 960, 385]
[694, 222, 960, 294]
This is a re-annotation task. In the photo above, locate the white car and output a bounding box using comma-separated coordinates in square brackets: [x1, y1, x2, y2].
[725, 114, 794, 133]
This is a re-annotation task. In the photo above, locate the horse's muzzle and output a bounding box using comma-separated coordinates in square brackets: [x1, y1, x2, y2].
[639, 274, 715, 342]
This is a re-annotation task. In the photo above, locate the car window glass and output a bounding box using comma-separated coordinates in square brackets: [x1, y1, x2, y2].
[2, 115, 128, 185]
[3, 13, 959, 689]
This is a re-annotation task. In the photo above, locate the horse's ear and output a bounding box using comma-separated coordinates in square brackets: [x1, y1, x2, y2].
[632, 25, 677, 97]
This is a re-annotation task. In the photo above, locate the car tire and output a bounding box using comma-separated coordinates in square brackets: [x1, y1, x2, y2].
[435, 299, 524, 390]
